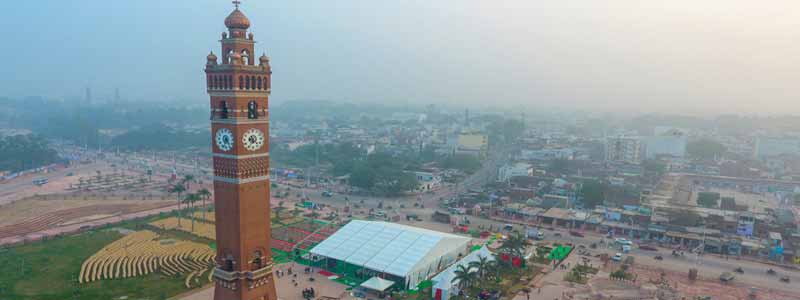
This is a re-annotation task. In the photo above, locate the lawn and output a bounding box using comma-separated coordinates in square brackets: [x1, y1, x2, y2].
[0, 230, 187, 300]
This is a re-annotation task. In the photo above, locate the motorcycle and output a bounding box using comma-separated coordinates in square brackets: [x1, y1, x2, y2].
[654, 256, 663, 261]
[767, 269, 776, 275]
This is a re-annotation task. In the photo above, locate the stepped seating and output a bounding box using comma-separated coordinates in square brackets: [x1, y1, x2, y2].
[78, 230, 215, 284]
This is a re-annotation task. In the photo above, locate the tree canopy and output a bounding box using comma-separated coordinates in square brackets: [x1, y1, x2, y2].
[687, 138, 726, 160]
[110, 123, 206, 151]
[580, 180, 606, 209]
[0, 134, 60, 172]
[349, 152, 419, 196]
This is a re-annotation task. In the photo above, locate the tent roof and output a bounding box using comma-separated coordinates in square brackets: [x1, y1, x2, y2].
[360, 276, 395, 292]
[310, 220, 470, 277]
[431, 245, 494, 289]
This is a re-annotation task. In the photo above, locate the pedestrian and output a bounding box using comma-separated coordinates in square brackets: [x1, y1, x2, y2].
[538, 287, 542, 294]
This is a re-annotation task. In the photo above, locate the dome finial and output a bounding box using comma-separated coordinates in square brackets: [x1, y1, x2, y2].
[224, 1, 251, 30]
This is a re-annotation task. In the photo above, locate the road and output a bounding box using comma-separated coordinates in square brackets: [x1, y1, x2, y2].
[523, 228, 800, 293]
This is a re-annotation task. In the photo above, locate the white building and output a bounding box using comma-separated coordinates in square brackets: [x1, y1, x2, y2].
[309, 220, 471, 289]
[430, 246, 494, 300]
[518, 148, 574, 161]
[497, 162, 533, 182]
[644, 130, 687, 159]
[605, 136, 644, 164]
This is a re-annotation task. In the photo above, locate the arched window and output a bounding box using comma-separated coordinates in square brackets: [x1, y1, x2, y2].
[219, 101, 229, 119]
[245, 76, 250, 90]
[248, 101, 258, 119]
[252, 250, 263, 269]
[227, 76, 232, 89]
[241, 50, 250, 65]
[207, 76, 212, 89]
[226, 49, 234, 64]
[265, 77, 270, 89]
[224, 254, 235, 271]
[257, 77, 262, 90]
[251, 76, 256, 89]
[239, 76, 244, 90]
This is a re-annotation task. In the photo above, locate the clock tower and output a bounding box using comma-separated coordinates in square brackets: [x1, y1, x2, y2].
[205, 2, 277, 300]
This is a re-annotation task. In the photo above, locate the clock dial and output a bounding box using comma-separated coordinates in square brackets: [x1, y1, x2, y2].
[242, 128, 265, 151]
[215, 128, 234, 151]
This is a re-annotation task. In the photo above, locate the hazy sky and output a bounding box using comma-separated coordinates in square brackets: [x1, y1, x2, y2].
[1, 1, 799, 114]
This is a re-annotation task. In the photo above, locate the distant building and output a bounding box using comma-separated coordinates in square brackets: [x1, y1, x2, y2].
[755, 137, 800, 159]
[518, 148, 574, 160]
[605, 136, 644, 164]
[412, 171, 443, 193]
[644, 129, 687, 158]
[456, 133, 488, 157]
[497, 163, 533, 182]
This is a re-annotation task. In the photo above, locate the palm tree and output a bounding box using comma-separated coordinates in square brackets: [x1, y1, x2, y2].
[184, 193, 201, 232]
[197, 188, 211, 220]
[275, 201, 286, 220]
[170, 184, 187, 227]
[500, 233, 529, 259]
[182, 174, 195, 190]
[469, 255, 492, 279]
[451, 264, 476, 299]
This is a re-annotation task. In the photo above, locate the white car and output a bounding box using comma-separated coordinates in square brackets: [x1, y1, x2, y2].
[615, 238, 632, 245]
[612, 253, 623, 261]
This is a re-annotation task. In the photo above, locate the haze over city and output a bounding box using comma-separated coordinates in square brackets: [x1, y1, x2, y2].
[2, 0, 799, 114]
[4, 2, 800, 300]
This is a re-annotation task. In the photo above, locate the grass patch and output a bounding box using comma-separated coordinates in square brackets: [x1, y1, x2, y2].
[0, 230, 187, 300]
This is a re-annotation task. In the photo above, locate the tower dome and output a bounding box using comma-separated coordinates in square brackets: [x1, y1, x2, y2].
[224, 8, 250, 30]
[259, 53, 269, 65]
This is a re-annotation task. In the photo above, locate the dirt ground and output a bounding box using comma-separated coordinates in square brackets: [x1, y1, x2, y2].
[0, 195, 173, 226]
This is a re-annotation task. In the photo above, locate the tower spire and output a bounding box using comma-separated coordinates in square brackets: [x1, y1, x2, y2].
[232, 0, 241, 9]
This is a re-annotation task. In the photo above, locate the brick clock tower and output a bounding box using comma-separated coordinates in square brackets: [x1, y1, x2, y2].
[205, 2, 277, 300]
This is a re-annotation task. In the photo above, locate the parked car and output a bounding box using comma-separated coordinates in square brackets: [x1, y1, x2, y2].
[612, 253, 623, 261]
[321, 191, 333, 197]
[569, 230, 585, 237]
[615, 238, 632, 245]
[639, 245, 658, 251]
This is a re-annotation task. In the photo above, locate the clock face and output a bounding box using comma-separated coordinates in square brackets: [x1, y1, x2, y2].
[242, 128, 265, 151]
[215, 128, 234, 151]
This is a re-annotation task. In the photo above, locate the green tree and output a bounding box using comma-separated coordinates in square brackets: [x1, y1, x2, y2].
[451, 264, 477, 299]
[184, 193, 201, 232]
[196, 188, 212, 220]
[499, 233, 529, 260]
[169, 184, 187, 227]
[697, 192, 720, 208]
[182, 174, 195, 190]
[468, 255, 497, 290]
[580, 180, 605, 209]
[687, 138, 726, 160]
[0, 134, 60, 172]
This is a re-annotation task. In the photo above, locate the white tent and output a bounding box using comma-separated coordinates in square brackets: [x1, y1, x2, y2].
[310, 220, 471, 288]
[360, 276, 395, 292]
[430, 245, 494, 300]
